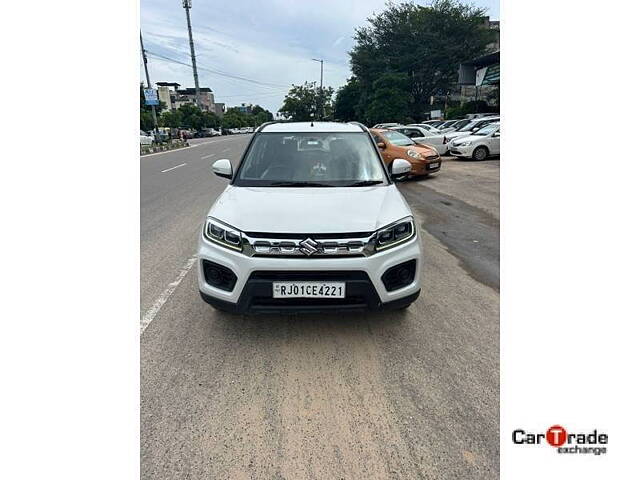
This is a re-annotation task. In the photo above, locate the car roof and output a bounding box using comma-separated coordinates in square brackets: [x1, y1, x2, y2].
[259, 121, 364, 133]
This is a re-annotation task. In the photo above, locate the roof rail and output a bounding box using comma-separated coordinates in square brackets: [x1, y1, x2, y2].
[255, 121, 280, 132]
[348, 121, 369, 132]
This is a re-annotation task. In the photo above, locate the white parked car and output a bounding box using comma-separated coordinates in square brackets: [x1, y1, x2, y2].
[198, 121, 422, 314]
[140, 130, 154, 146]
[390, 125, 449, 155]
[444, 116, 500, 144]
[449, 122, 500, 160]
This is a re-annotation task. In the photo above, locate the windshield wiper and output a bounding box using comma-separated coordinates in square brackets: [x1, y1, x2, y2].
[346, 180, 384, 187]
[268, 181, 332, 187]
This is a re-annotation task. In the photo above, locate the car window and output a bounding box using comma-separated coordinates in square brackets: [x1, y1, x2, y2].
[234, 132, 388, 187]
[474, 124, 500, 136]
[381, 130, 414, 146]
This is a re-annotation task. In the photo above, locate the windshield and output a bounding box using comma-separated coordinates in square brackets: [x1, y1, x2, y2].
[381, 130, 414, 147]
[473, 124, 499, 136]
[233, 132, 388, 187]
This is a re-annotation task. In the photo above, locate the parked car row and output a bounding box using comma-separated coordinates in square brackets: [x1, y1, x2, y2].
[370, 114, 500, 161]
[227, 127, 254, 135]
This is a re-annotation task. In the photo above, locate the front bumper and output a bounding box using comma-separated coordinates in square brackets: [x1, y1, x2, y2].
[449, 143, 474, 158]
[409, 160, 441, 176]
[197, 231, 422, 314]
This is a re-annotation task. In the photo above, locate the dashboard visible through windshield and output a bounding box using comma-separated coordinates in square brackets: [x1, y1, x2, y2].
[233, 132, 389, 187]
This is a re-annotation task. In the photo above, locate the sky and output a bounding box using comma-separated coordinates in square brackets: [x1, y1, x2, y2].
[140, 0, 499, 115]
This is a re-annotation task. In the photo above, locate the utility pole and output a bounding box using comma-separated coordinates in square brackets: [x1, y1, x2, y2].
[140, 31, 158, 133]
[312, 58, 324, 119]
[182, 0, 201, 110]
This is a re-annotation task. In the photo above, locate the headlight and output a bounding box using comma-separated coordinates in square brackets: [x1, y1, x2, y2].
[375, 217, 415, 251]
[457, 141, 472, 147]
[203, 217, 243, 251]
[407, 149, 421, 159]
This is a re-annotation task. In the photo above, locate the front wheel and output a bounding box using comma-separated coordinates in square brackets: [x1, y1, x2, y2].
[472, 146, 489, 161]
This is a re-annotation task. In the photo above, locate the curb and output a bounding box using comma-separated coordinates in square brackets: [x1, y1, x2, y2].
[140, 140, 189, 156]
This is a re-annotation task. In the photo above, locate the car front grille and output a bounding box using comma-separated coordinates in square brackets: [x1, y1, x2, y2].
[244, 232, 376, 257]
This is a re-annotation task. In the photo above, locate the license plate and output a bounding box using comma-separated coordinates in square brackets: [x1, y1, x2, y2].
[273, 282, 346, 298]
[429, 163, 440, 169]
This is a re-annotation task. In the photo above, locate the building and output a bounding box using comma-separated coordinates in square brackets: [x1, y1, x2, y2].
[156, 82, 181, 109]
[457, 50, 500, 106]
[233, 103, 253, 114]
[213, 103, 226, 117]
[155, 82, 219, 113]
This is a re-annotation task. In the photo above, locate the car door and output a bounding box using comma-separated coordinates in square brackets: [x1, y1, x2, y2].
[407, 127, 447, 155]
[488, 128, 500, 154]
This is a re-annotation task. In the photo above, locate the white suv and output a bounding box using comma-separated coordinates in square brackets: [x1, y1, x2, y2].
[197, 121, 422, 314]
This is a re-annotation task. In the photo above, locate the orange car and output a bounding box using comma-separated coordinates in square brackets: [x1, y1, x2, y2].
[370, 128, 441, 177]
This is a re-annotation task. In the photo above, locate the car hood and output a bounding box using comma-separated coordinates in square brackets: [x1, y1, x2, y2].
[445, 130, 476, 140]
[452, 134, 483, 145]
[208, 185, 412, 233]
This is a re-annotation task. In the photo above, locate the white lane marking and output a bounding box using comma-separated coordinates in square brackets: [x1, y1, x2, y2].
[140, 256, 198, 335]
[161, 163, 187, 173]
[201, 153, 216, 159]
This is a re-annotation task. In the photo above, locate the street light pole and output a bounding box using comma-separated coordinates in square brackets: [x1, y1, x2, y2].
[182, 0, 201, 110]
[140, 31, 158, 133]
[312, 58, 324, 120]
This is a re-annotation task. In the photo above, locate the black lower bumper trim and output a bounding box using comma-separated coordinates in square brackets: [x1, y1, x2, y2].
[199, 288, 420, 315]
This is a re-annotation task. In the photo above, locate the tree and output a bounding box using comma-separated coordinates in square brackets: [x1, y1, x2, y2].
[159, 110, 183, 128]
[334, 77, 365, 122]
[349, 0, 496, 120]
[364, 72, 412, 125]
[201, 111, 221, 129]
[222, 109, 246, 129]
[279, 81, 334, 121]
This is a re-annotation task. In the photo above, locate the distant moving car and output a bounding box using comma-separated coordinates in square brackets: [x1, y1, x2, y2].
[390, 125, 448, 155]
[140, 130, 154, 145]
[449, 122, 500, 160]
[370, 128, 441, 177]
[444, 116, 500, 144]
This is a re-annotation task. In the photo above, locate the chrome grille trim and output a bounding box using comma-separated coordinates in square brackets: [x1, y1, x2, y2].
[243, 233, 378, 257]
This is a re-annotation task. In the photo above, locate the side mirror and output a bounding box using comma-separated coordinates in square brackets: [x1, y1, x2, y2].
[390, 158, 412, 179]
[377, 142, 386, 149]
[211, 159, 233, 179]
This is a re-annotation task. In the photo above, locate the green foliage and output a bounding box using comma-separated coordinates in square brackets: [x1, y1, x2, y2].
[159, 110, 182, 128]
[140, 111, 154, 132]
[221, 105, 274, 128]
[334, 77, 364, 122]
[364, 73, 412, 125]
[278, 81, 334, 121]
[348, 0, 496, 121]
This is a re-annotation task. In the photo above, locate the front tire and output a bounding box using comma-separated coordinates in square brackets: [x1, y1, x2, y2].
[472, 146, 489, 161]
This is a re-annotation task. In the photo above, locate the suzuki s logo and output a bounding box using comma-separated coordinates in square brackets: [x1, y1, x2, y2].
[299, 238, 320, 256]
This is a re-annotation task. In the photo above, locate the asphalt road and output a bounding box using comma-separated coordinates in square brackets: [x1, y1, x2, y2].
[140, 136, 500, 479]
